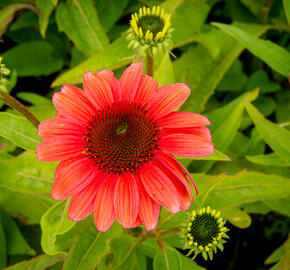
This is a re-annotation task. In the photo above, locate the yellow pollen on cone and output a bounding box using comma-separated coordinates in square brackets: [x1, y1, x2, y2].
[147, 7, 150, 15]
[212, 209, 216, 215]
[194, 242, 198, 246]
[188, 240, 193, 245]
[215, 211, 221, 218]
[145, 30, 151, 41]
[156, 6, 160, 15]
[143, 6, 147, 15]
[139, 8, 143, 17]
[131, 21, 138, 35]
[206, 206, 211, 213]
[160, 8, 165, 18]
[139, 27, 143, 38]
[155, 32, 162, 41]
[205, 246, 209, 251]
[152, 6, 156, 15]
[199, 246, 204, 250]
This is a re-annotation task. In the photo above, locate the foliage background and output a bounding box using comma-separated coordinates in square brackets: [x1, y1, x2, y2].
[0, 0, 289, 269]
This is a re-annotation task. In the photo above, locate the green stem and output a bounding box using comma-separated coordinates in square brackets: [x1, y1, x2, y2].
[146, 51, 154, 77]
[0, 90, 40, 128]
[156, 237, 169, 270]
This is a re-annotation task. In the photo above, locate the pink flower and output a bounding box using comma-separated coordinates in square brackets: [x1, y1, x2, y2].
[36, 63, 214, 232]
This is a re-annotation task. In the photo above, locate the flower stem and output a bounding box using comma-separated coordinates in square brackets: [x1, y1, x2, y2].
[0, 90, 40, 128]
[157, 238, 169, 270]
[146, 51, 153, 77]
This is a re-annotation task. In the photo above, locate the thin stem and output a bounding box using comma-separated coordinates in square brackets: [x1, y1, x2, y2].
[0, 90, 40, 128]
[156, 237, 169, 270]
[146, 51, 154, 77]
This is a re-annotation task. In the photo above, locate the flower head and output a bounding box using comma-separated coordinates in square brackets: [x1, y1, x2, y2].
[127, 6, 173, 55]
[182, 206, 229, 260]
[36, 63, 214, 232]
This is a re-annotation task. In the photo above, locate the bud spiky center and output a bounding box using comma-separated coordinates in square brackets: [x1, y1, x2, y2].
[137, 15, 164, 37]
[189, 214, 219, 246]
[84, 102, 159, 175]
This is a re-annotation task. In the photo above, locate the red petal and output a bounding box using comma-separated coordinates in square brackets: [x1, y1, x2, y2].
[173, 157, 198, 195]
[53, 85, 95, 125]
[136, 175, 160, 231]
[159, 129, 214, 157]
[138, 159, 180, 214]
[153, 158, 191, 211]
[120, 63, 143, 102]
[156, 151, 194, 200]
[134, 75, 158, 105]
[94, 175, 117, 232]
[36, 136, 85, 161]
[126, 215, 142, 228]
[146, 83, 190, 118]
[51, 155, 97, 200]
[38, 118, 85, 139]
[68, 171, 107, 221]
[114, 173, 139, 228]
[158, 111, 211, 128]
[98, 70, 121, 102]
[83, 71, 114, 110]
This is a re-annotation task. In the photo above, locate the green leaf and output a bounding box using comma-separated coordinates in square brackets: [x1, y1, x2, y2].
[0, 152, 55, 195]
[283, 0, 290, 27]
[245, 102, 290, 165]
[36, 0, 57, 37]
[0, 4, 35, 37]
[56, 0, 109, 56]
[240, 0, 264, 16]
[51, 34, 134, 87]
[154, 53, 175, 87]
[241, 201, 271, 215]
[63, 220, 122, 270]
[263, 198, 290, 217]
[2, 40, 64, 76]
[16, 92, 52, 106]
[246, 153, 289, 167]
[241, 96, 276, 130]
[0, 214, 7, 269]
[217, 59, 247, 92]
[0, 209, 35, 255]
[41, 200, 76, 255]
[265, 235, 290, 270]
[175, 22, 269, 113]
[0, 112, 41, 151]
[246, 70, 281, 93]
[178, 254, 205, 270]
[191, 89, 258, 172]
[110, 235, 138, 269]
[276, 91, 290, 124]
[220, 207, 251, 228]
[194, 171, 290, 210]
[171, 0, 210, 47]
[212, 22, 290, 77]
[95, 0, 129, 32]
[9, 10, 38, 31]
[0, 187, 51, 224]
[3, 254, 65, 270]
[153, 246, 182, 270]
[177, 148, 230, 167]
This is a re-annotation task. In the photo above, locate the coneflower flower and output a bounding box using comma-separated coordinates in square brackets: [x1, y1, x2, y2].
[127, 6, 173, 55]
[36, 63, 214, 232]
[182, 206, 229, 260]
